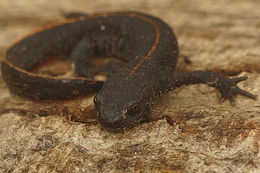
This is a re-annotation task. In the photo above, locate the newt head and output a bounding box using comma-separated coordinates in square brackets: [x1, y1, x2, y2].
[93, 73, 150, 132]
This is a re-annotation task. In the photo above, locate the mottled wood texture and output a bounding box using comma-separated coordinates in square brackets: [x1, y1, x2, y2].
[0, 0, 259, 172]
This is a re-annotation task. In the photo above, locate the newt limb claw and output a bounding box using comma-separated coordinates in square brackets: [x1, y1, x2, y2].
[231, 76, 248, 84]
[219, 76, 256, 104]
[233, 86, 256, 99]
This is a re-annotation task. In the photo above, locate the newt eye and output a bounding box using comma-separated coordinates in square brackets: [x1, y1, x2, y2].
[126, 103, 142, 116]
[93, 96, 99, 106]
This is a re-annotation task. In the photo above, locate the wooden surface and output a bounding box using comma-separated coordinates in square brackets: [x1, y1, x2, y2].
[0, 0, 259, 172]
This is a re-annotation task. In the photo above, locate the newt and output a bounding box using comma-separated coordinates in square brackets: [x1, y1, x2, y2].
[1, 12, 256, 131]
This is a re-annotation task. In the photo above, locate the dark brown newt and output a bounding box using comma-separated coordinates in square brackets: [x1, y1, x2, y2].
[1, 12, 256, 131]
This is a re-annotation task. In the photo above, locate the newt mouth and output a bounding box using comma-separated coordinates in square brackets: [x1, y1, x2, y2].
[97, 116, 142, 132]
[96, 106, 150, 132]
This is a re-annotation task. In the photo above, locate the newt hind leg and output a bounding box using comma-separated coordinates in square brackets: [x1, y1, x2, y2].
[71, 35, 107, 79]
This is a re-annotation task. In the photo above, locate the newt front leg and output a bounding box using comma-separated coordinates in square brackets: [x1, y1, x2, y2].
[167, 70, 256, 104]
